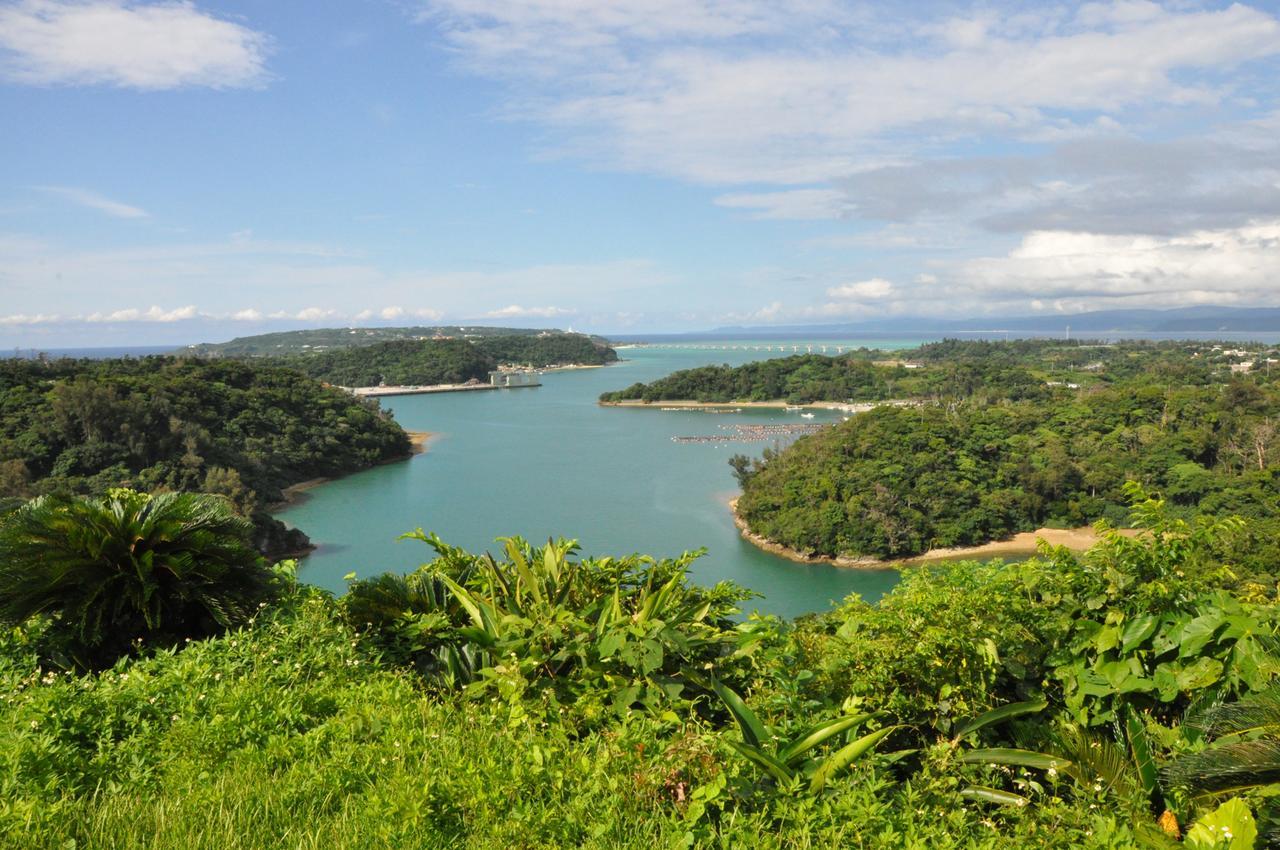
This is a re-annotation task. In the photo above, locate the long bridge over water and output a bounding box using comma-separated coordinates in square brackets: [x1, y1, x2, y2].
[628, 343, 850, 354]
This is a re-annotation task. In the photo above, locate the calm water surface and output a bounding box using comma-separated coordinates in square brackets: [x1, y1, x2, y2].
[277, 340, 917, 618]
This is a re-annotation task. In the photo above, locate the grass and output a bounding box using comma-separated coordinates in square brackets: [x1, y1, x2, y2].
[0, 587, 1147, 849]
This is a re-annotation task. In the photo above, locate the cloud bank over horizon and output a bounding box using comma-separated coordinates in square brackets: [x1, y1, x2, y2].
[3, 0, 1280, 344]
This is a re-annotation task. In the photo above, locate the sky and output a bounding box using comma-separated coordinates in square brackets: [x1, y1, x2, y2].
[3, 0, 1280, 346]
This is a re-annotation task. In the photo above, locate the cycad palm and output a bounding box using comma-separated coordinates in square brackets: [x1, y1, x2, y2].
[1164, 686, 1280, 846]
[0, 489, 271, 667]
[1165, 687, 1280, 794]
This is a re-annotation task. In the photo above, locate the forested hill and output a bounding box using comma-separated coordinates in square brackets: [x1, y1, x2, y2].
[284, 334, 618, 387]
[600, 339, 1272, 404]
[0, 357, 410, 554]
[732, 344, 1280, 563]
[182, 326, 615, 357]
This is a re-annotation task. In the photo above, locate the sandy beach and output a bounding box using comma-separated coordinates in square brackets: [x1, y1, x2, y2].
[406, 430, 433, 454]
[729, 498, 1140, 569]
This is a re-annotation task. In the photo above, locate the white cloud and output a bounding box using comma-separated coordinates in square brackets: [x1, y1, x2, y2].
[950, 220, 1280, 309]
[482, 304, 574, 318]
[39, 186, 148, 218]
[231, 308, 262, 321]
[826, 278, 894, 300]
[715, 189, 851, 220]
[379, 305, 405, 319]
[84, 304, 198, 322]
[288, 307, 341, 321]
[0, 0, 271, 90]
[0, 312, 61, 325]
[423, 1, 1280, 184]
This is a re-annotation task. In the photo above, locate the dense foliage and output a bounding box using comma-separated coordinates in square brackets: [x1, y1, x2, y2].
[0, 489, 274, 669]
[343, 533, 749, 723]
[727, 344, 1280, 559]
[285, 334, 617, 387]
[0, 355, 410, 554]
[600, 339, 1270, 404]
[285, 338, 496, 387]
[1, 495, 1277, 848]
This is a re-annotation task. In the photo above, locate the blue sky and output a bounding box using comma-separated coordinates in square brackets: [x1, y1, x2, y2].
[3, 0, 1280, 346]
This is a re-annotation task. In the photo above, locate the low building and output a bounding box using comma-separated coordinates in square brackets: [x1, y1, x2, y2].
[489, 370, 542, 388]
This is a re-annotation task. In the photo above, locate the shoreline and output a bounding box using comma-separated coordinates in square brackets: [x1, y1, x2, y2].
[601, 399, 913, 413]
[540, 363, 612, 372]
[729, 498, 1140, 569]
[346, 361, 616, 396]
[273, 430, 434, 511]
[347, 383, 497, 398]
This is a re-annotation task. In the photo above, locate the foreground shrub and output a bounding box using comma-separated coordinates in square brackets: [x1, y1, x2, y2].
[344, 533, 752, 723]
[0, 489, 273, 669]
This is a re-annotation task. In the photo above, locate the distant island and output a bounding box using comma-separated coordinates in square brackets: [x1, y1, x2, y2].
[181, 325, 616, 357]
[180, 327, 619, 389]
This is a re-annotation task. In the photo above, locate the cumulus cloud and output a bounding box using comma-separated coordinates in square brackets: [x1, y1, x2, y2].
[231, 308, 262, 321]
[84, 304, 197, 322]
[482, 304, 574, 318]
[39, 186, 148, 218]
[949, 221, 1280, 309]
[0, 312, 61, 325]
[353, 306, 445, 322]
[285, 307, 341, 321]
[0, 0, 271, 90]
[826, 278, 894, 300]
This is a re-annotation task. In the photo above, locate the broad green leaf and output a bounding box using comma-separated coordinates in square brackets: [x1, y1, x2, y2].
[1154, 662, 1181, 701]
[597, 629, 625, 659]
[1121, 614, 1160, 652]
[1176, 657, 1225, 692]
[1180, 611, 1227, 659]
[953, 699, 1047, 741]
[1093, 625, 1121, 654]
[809, 725, 897, 792]
[727, 740, 795, 785]
[778, 712, 875, 764]
[960, 748, 1072, 771]
[1185, 798, 1257, 850]
[1124, 705, 1161, 811]
[712, 679, 769, 749]
[440, 576, 486, 630]
[960, 786, 1029, 807]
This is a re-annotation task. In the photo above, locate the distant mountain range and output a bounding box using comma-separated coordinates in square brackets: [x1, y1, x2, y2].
[705, 306, 1280, 337]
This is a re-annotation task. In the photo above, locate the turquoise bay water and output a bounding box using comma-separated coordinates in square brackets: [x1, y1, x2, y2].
[277, 340, 919, 618]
